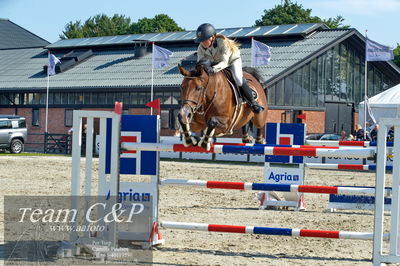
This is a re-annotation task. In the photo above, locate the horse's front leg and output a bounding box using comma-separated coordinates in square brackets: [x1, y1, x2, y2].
[198, 118, 218, 150]
[177, 114, 199, 147]
[255, 128, 266, 144]
[242, 123, 253, 143]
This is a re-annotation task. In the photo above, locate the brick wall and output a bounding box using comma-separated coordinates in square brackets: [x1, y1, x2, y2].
[303, 111, 325, 134]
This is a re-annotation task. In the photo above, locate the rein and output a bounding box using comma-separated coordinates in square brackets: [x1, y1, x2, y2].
[182, 75, 217, 116]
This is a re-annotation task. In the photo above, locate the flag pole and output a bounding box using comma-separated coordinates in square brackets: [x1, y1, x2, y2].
[364, 30, 368, 139]
[151, 42, 154, 115]
[45, 56, 50, 134]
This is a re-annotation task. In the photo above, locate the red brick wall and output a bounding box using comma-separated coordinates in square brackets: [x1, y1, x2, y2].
[353, 111, 359, 133]
[303, 111, 325, 134]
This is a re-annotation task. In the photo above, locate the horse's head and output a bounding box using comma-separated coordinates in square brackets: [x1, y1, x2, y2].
[177, 63, 210, 124]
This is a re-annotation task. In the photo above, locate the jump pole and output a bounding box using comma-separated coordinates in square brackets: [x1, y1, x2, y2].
[160, 221, 389, 241]
[121, 142, 375, 158]
[160, 179, 392, 195]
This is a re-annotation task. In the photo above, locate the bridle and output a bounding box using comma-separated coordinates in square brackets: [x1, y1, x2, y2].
[181, 75, 217, 116]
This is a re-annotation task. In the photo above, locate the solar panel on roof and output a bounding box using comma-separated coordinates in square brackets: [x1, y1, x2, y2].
[285, 23, 317, 34]
[234, 27, 261, 37]
[266, 24, 297, 35]
[217, 28, 242, 37]
[112, 35, 132, 44]
[47, 23, 325, 49]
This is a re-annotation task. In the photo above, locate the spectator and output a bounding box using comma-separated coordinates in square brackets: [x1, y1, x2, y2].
[387, 126, 395, 142]
[353, 124, 365, 141]
[369, 125, 379, 142]
[339, 130, 347, 141]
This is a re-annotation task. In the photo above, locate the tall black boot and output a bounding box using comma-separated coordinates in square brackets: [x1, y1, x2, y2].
[240, 79, 264, 113]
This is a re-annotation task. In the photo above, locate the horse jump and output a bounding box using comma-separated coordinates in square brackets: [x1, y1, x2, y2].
[68, 107, 400, 265]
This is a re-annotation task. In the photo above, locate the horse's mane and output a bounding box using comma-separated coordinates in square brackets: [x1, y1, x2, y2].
[242, 66, 264, 84]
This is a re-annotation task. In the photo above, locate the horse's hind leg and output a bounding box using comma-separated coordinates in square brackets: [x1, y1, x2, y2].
[241, 123, 253, 143]
[255, 128, 266, 144]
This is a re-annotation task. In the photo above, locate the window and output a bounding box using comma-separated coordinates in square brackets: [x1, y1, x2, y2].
[0, 120, 11, 129]
[98, 93, 106, 104]
[310, 58, 318, 106]
[84, 92, 90, 104]
[284, 74, 294, 106]
[268, 83, 276, 105]
[32, 109, 40, 126]
[275, 79, 284, 106]
[65, 109, 73, 127]
[53, 92, 61, 104]
[68, 92, 76, 104]
[18, 119, 26, 128]
[61, 93, 68, 104]
[160, 110, 170, 129]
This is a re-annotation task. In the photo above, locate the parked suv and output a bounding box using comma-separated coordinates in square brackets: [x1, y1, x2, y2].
[0, 115, 27, 153]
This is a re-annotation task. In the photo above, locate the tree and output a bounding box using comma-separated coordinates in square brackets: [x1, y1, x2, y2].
[255, 0, 349, 29]
[130, 14, 184, 34]
[60, 13, 184, 39]
[394, 43, 400, 68]
[60, 14, 132, 39]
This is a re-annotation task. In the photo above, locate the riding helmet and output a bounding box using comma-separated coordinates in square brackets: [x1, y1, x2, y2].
[194, 23, 216, 43]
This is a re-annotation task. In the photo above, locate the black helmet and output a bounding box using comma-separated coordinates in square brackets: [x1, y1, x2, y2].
[194, 23, 216, 43]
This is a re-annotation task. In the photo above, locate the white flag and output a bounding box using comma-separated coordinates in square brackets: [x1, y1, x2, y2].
[47, 52, 60, 76]
[251, 39, 271, 66]
[365, 95, 377, 126]
[152, 44, 173, 69]
[366, 38, 394, 61]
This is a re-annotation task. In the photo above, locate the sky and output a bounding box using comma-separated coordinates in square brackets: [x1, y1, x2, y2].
[0, 0, 399, 47]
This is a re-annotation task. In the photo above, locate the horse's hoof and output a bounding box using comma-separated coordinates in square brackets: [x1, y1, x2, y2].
[255, 137, 266, 144]
[198, 139, 211, 151]
[183, 140, 190, 147]
[190, 136, 199, 146]
[242, 136, 253, 143]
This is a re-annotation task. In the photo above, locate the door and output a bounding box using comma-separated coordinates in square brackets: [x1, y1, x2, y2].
[325, 103, 353, 134]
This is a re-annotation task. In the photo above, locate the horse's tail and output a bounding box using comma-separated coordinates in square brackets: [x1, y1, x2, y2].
[242, 67, 265, 88]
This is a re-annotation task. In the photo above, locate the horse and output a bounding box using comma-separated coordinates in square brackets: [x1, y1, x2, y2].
[177, 63, 268, 150]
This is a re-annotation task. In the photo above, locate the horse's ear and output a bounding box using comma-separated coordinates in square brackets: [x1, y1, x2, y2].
[195, 63, 204, 75]
[178, 64, 190, 76]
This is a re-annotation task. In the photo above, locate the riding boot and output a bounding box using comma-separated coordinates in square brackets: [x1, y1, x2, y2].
[240, 79, 264, 113]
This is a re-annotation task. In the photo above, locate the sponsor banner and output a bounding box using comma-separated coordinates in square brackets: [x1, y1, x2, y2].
[264, 165, 304, 185]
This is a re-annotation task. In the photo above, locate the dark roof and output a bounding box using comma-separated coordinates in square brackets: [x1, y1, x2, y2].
[0, 24, 399, 92]
[0, 19, 49, 49]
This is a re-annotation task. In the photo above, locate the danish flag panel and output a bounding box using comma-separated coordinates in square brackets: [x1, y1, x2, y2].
[265, 123, 305, 163]
[106, 115, 158, 175]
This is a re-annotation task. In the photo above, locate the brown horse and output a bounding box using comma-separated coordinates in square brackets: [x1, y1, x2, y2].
[177, 63, 268, 150]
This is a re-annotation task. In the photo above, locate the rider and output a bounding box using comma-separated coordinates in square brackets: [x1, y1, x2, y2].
[195, 23, 264, 113]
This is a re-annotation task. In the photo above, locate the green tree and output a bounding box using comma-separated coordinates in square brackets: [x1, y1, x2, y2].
[255, 0, 349, 29]
[394, 43, 400, 68]
[60, 14, 132, 39]
[130, 14, 184, 34]
[60, 13, 184, 39]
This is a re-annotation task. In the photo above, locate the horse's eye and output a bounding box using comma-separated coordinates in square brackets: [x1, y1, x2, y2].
[196, 86, 203, 91]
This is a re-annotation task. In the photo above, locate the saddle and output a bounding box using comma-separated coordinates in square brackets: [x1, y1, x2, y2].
[222, 68, 258, 104]
[218, 68, 251, 136]
[222, 68, 244, 105]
